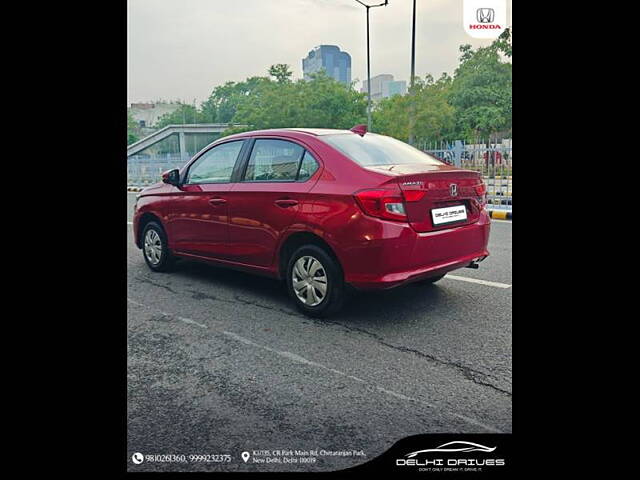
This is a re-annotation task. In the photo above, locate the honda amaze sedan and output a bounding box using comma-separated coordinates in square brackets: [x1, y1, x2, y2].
[133, 126, 490, 317]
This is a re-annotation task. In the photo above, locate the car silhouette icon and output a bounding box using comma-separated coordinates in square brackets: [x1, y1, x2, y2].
[405, 441, 496, 458]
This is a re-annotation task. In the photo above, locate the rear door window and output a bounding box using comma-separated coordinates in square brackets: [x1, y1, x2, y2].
[242, 139, 317, 182]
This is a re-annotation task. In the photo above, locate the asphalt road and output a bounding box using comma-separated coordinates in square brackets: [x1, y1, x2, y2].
[126, 193, 512, 472]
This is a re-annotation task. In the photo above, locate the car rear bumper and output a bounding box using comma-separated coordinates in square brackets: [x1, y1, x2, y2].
[341, 210, 491, 290]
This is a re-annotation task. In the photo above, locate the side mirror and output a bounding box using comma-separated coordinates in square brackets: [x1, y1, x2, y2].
[162, 169, 180, 186]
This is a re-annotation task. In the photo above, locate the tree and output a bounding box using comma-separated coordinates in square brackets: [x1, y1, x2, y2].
[268, 64, 293, 83]
[201, 77, 271, 123]
[155, 103, 205, 128]
[449, 29, 512, 142]
[373, 74, 455, 144]
[127, 111, 139, 145]
[224, 70, 367, 134]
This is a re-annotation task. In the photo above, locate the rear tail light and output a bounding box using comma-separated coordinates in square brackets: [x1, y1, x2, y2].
[354, 189, 407, 221]
[475, 181, 487, 207]
[354, 185, 429, 222]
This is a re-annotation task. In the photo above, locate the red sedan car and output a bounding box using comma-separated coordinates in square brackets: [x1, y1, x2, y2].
[133, 126, 490, 317]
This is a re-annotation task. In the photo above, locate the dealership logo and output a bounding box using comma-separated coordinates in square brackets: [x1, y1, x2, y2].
[405, 441, 495, 458]
[476, 8, 495, 23]
[450, 184, 458, 196]
[396, 439, 505, 468]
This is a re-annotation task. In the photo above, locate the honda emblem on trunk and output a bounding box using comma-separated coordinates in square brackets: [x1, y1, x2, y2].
[450, 184, 458, 196]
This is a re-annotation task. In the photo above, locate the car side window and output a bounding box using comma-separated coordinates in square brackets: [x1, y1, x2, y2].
[243, 139, 305, 182]
[297, 151, 319, 181]
[186, 141, 244, 184]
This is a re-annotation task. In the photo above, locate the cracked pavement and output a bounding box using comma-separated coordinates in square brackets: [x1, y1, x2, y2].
[126, 193, 512, 472]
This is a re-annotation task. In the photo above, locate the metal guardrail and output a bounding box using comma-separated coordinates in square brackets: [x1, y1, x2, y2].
[421, 140, 512, 211]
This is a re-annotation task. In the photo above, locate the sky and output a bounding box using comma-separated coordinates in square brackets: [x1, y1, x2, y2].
[127, 0, 511, 105]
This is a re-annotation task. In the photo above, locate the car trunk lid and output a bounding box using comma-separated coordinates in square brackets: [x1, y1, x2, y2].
[366, 164, 485, 233]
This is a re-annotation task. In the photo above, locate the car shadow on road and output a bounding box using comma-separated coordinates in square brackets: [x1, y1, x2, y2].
[168, 258, 447, 327]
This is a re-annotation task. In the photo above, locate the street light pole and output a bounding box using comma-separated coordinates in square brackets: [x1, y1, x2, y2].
[408, 0, 416, 145]
[410, 0, 416, 88]
[355, 1, 388, 132]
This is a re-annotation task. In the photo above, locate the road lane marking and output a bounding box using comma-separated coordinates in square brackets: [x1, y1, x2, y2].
[127, 297, 503, 433]
[221, 330, 502, 433]
[127, 222, 133, 225]
[128, 297, 208, 328]
[446, 275, 511, 289]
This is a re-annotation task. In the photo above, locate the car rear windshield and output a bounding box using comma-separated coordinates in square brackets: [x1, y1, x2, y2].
[322, 133, 443, 167]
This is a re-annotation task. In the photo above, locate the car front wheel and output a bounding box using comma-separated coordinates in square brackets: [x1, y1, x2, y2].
[141, 221, 175, 272]
[286, 245, 345, 317]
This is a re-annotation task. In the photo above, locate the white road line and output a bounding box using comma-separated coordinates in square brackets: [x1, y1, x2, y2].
[127, 222, 133, 225]
[127, 297, 502, 433]
[446, 275, 511, 289]
[491, 219, 512, 223]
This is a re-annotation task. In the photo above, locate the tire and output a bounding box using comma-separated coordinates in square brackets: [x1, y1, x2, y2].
[141, 221, 176, 272]
[286, 244, 345, 318]
[413, 274, 445, 285]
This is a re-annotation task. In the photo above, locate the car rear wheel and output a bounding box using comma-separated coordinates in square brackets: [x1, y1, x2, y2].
[286, 245, 344, 317]
[141, 221, 175, 272]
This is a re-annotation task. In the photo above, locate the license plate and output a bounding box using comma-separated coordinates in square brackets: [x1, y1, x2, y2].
[431, 205, 467, 226]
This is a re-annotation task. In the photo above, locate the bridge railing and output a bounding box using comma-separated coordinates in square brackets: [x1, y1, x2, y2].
[127, 153, 191, 186]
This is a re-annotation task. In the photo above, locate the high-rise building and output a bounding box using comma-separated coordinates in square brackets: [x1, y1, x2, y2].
[361, 74, 407, 101]
[302, 45, 351, 85]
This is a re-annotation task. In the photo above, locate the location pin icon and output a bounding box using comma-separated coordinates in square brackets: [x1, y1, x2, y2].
[241, 451, 250, 463]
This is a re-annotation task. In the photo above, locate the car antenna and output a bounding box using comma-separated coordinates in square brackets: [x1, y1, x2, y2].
[350, 124, 367, 137]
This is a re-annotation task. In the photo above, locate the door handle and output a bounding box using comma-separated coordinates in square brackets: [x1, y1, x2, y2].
[274, 198, 298, 208]
[208, 197, 227, 206]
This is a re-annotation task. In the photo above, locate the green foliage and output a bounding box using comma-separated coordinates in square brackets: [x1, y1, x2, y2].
[127, 111, 139, 145]
[268, 63, 293, 83]
[448, 28, 512, 141]
[132, 35, 511, 145]
[373, 73, 455, 143]
[155, 103, 205, 128]
[218, 70, 367, 136]
[203, 76, 271, 124]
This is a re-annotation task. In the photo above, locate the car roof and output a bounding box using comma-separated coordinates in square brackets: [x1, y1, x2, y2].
[228, 128, 353, 139]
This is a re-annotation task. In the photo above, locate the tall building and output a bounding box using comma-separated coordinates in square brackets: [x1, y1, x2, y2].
[302, 45, 351, 85]
[361, 74, 407, 101]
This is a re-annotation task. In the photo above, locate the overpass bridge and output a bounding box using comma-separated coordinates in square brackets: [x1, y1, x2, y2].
[127, 123, 246, 186]
[127, 123, 244, 158]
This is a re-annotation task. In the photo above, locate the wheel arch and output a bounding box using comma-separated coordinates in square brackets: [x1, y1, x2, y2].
[135, 212, 165, 248]
[277, 230, 343, 281]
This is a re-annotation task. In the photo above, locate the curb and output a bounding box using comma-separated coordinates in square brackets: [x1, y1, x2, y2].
[487, 210, 512, 220]
[127, 187, 143, 192]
